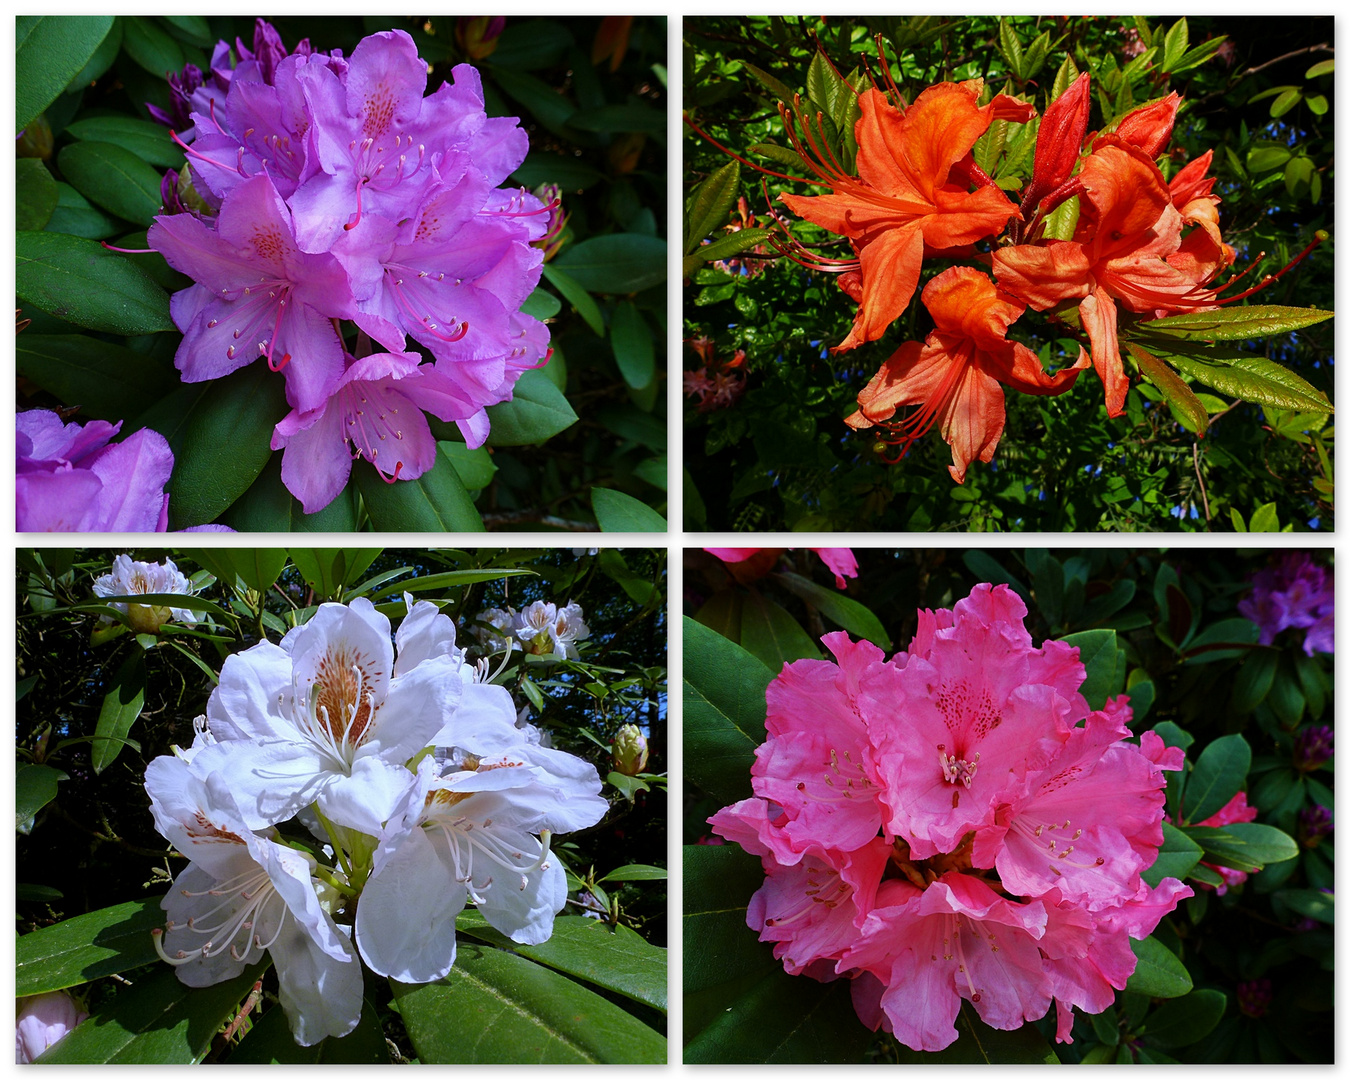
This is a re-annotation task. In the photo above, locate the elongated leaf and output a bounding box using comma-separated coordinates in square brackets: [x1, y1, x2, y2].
[16, 16, 114, 130]
[596, 864, 668, 883]
[17, 334, 177, 422]
[120, 15, 185, 79]
[566, 103, 665, 135]
[1157, 349, 1333, 414]
[773, 571, 890, 648]
[738, 592, 818, 671]
[16, 764, 67, 829]
[1125, 936, 1192, 998]
[684, 159, 741, 254]
[1143, 821, 1204, 887]
[592, 487, 667, 532]
[91, 650, 146, 773]
[16, 897, 163, 995]
[610, 301, 656, 389]
[1182, 733, 1250, 824]
[17, 231, 173, 335]
[741, 62, 795, 105]
[17, 158, 59, 231]
[519, 286, 562, 321]
[486, 367, 580, 445]
[223, 549, 289, 596]
[1142, 305, 1334, 342]
[39, 962, 268, 1063]
[134, 362, 287, 527]
[552, 234, 667, 294]
[1181, 617, 1261, 663]
[456, 912, 666, 1013]
[76, 592, 231, 619]
[1187, 822, 1298, 871]
[47, 181, 121, 239]
[539, 263, 603, 336]
[65, 115, 184, 168]
[1142, 988, 1226, 1048]
[1126, 342, 1208, 434]
[356, 447, 484, 532]
[1161, 17, 1189, 72]
[683, 617, 772, 806]
[59, 141, 165, 227]
[392, 944, 665, 1063]
[368, 568, 533, 601]
[218, 456, 359, 532]
[1061, 629, 1117, 710]
[697, 227, 772, 265]
[683, 844, 776, 995]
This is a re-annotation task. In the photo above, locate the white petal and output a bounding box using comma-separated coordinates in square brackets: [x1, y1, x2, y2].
[356, 827, 466, 982]
[207, 641, 297, 741]
[371, 654, 463, 763]
[160, 862, 258, 985]
[188, 739, 334, 830]
[271, 916, 364, 1046]
[430, 681, 522, 755]
[319, 757, 418, 836]
[145, 758, 256, 880]
[259, 839, 352, 964]
[476, 849, 567, 947]
[285, 600, 395, 724]
[394, 594, 461, 676]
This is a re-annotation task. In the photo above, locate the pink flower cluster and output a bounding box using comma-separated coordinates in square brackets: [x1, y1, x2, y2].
[1238, 551, 1334, 656]
[148, 21, 550, 513]
[709, 584, 1192, 1051]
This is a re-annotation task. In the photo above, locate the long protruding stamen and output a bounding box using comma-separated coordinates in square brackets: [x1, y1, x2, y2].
[1213, 231, 1327, 305]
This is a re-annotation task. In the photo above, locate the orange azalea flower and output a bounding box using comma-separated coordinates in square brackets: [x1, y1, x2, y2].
[779, 80, 1033, 352]
[992, 143, 1221, 417]
[1167, 149, 1235, 286]
[846, 266, 1087, 482]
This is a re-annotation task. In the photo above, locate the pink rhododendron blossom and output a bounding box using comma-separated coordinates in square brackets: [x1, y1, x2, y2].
[704, 547, 859, 589]
[710, 583, 1192, 1050]
[16, 992, 87, 1063]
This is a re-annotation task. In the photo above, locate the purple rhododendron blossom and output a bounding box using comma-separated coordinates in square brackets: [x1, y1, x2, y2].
[149, 21, 551, 513]
[16, 991, 87, 1063]
[709, 583, 1192, 1051]
[17, 409, 172, 532]
[1238, 551, 1334, 656]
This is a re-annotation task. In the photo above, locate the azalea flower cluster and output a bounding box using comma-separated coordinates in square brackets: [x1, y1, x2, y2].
[92, 555, 197, 633]
[1238, 551, 1334, 656]
[472, 599, 591, 660]
[709, 584, 1192, 1051]
[144, 596, 606, 1045]
[147, 20, 551, 513]
[760, 70, 1245, 481]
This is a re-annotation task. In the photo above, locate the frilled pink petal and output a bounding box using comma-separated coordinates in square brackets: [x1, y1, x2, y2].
[17, 410, 120, 469]
[751, 729, 885, 854]
[86, 426, 175, 532]
[1139, 729, 1187, 772]
[17, 469, 104, 532]
[272, 397, 355, 515]
[810, 548, 858, 588]
[1096, 876, 1193, 940]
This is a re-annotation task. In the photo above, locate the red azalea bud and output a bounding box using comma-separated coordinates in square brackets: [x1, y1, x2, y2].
[1028, 72, 1091, 205]
[1110, 91, 1180, 158]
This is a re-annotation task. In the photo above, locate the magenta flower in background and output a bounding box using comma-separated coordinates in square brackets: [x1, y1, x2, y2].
[709, 583, 1191, 1051]
[1238, 551, 1334, 656]
[704, 547, 859, 589]
[17, 410, 173, 532]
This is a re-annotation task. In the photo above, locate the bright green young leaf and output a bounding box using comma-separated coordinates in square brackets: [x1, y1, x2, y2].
[486, 367, 580, 445]
[91, 651, 146, 773]
[1161, 17, 1189, 72]
[610, 301, 656, 389]
[38, 962, 269, 1063]
[1142, 304, 1335, 342]
[16, 16, 115, 131]
[17, 158, 59, 231]
[392, 944, 665, 1063]
[1124, 936, 1192, 998]
[17, 334, 178, 421]
[356, 449, 484, 532]
[1181, 733, 1251, 824]
[16, 764, 67, 830]
[59, 141, 165, 227]
[1126, 342, 1208, 434]
[1061, 629, 1117, 710]
[683, 617, 772, 806]
[65, 116, 185, 168]
[540, 263, 604, 336]
[773, 571, 891, 648]
[592, 487, 667, 532]
[457, 912, 667, 1013]
[552, 234, 667, 294]
[1142, 988, 1227, 1048]
[134, 363, 287, 528]
[16, 231, 173, 335]
[16, 897, 163, 995]
[1248, 501, 1281, 532]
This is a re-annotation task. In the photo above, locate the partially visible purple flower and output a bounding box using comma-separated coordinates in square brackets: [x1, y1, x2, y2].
[1298, 803, 1333, 846]
[1239, 552, 1334, 655]
[1236, 978, 1273, 1019]
[1293, 725, 1334, 771]
[16, 991, 86, 1063]
[146, 63, 205, 133]
[17, 410, 172, 532]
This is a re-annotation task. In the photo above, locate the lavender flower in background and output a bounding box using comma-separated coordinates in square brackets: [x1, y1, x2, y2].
[1238, 552, 1334, 656]
[16, 991, 87, 1063]
[1293, 725, 1334, 772]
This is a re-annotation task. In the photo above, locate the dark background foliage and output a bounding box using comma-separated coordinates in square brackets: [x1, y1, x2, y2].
[683, 15, 1333, 532]
[683, 546, 1333, 1063]
[17, 547, 667, 1061]
[17, 15, 668, 531]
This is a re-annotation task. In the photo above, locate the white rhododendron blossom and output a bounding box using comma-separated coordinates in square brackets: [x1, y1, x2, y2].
[470, 599, 591, 660]
[143, 595, 608, 1047]
[92, 554, 197, 632]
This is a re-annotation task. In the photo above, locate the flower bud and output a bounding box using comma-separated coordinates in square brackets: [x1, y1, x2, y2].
[456, 16, 507, 60]
[1025, 72, 1091, 211]
[612, 724, 648, 776]
[531, 182, 569, 261]
[608, 132, 646, 175]
[16, 113, 53, 160]
[1108, 92, 1180, 158]
[1294, 724, 1334, 771]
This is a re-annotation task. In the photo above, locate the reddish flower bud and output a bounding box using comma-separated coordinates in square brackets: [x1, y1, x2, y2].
[1026, 72, 1091, 209]
[456, 16, 506, 60]
[1108, 92, 1180, 158]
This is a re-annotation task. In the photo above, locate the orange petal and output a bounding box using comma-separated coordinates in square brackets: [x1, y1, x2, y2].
[921, 266, 1024, 349]
[941, 364, 1006, 483]
[993, 240, 1093, 310]
[1077, 144, 1171, 256]
[1078, 288, 1129, 417]
[837, 224, 925, 351]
